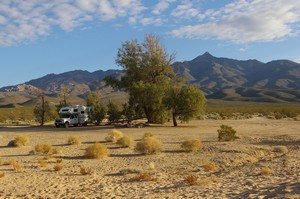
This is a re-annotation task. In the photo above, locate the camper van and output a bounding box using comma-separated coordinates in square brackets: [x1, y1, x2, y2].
[55, 105, 93, 128]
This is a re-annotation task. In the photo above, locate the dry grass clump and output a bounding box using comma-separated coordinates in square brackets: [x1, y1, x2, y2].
[142, 132, 154, 139]
[0, 172, 4, 178]
[131, 172, 157, 181]
[67, 135, 81, 145]
[116, 135, 134, 148]
[273, 146, 288, 153]
[35, 144, 53, 155]
[11, 161, 23, 172]
[80, 167, 93, 175]
[105, 129, 124, 143]
[203, 163, 217, 172]
[135, 137, 162, 155]
[184, 175, 198, 186]
[7, 135, 29, 147]
[56, 159, 63, 163]
[53, 164, 63, 172]
[84, 143, 109, 159]
[260, 167, 274, 175]
[53, 147, 63, 155]
[218, 125, 238, 141]
[38, 159, 48, 167]
[181, 139, 203, 153]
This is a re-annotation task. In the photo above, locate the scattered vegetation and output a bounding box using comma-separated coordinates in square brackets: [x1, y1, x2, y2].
[80, 167, 93, 175]
[38, 159, 48, 167]
[53, 164, 63, 172]
[84, 143, 109, 159]
[131, 172, 157, 181]
[116, 135, 134, 148]
[135, 137, 162, 155]
[0, 172, 4, 178]
[7, 135, 29, 147]
[203, 163, 217, 172]
[34, 144, 53, 155]
[217, 125, 238, 141]
[56, 159, 63, 163]
[53, 147, 63, 155]
[11, 161, 23, 172]
[184, 175, 198, 186]
[67, 135, 82, 145]
[181, 139, 203, 153]
[260, 168, 274, 175]
[143, 132, 154, 139]
[105, 129, 124, 143]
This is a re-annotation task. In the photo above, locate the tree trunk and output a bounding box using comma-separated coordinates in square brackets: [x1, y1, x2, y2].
[172, 113, 177, 127]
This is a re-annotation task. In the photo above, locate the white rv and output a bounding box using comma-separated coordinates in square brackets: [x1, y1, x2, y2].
[55, 105, 93, 128]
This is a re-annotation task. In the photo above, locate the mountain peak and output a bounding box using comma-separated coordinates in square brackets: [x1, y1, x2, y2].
[202, 52, 212, 57]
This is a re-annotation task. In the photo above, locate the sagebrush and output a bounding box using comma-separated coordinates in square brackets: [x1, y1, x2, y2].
[67, 135, 81, 145]
[7, 135, 29, 147]
[116, 135, 134, 148]
[181, 139, 203, 153]
[35, 144, 53, 154]
[217, 125, 238, 141]
[135, 137, 162, 155]
[85, 143, 109, 159]
[105, 129, 124, 143]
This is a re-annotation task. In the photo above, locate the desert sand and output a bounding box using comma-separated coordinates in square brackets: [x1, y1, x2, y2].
[0, 117, 299, 199]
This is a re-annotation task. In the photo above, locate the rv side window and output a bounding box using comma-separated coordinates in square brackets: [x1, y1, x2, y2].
[74, 109, 78, 112]
[62, 109, 69, 112]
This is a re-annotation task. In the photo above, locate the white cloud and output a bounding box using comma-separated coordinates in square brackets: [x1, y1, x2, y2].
[170, 0, 300, 43]
[140, 17, 163, 26]
[171, 1, 200, 19]
[152, 0, 176, 15]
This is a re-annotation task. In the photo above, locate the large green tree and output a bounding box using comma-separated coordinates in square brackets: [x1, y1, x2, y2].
[86, 92, 106, 125]
[33, 95, 57, 126]
[106, 34, 175, 123]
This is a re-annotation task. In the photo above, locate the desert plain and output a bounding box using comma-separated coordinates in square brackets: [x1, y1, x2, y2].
[0, 117, 299, 199]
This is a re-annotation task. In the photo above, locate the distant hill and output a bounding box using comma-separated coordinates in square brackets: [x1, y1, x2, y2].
[1, 52, 300, 107]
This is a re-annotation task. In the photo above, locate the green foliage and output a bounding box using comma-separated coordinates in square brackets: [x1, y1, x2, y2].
[217, 125, 238, 141]
[166, 85, 206, 126]
[0, 107, 35, 123]
[86, 92, 106, 125]
[107, 101, 122, 124]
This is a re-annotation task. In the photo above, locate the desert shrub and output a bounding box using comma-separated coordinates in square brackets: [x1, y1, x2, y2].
[131, 172, 157, 181]
[181, 139, 203, 153]
[135, 137, 162, 155]
[116, 135, 134, 148]
[53, 147, 63, 155]
[53, 164, 63, 172]
[0, 172, 4, 178]
[84, 143, 109, 159]
[7, 135, 29, 147]
[273, 146, 288, 153]
[105, 129, 124, 143]
[80, 167, 92, 175]
[67, 135, 81, 145]
[35, 144, 53, 155]
[38, 159, 48, 167]
[260, 168, 274, 175]
[11, 161, 23, 172]
[184, 175, 198, 186]
[217, 125, 238, 141]
[56, 159, 63, 163]
[142, 132, 154, 139]
[203, 163, 217, 172]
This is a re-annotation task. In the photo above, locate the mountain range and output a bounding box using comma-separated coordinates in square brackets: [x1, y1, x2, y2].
[1, 52, 300, 107]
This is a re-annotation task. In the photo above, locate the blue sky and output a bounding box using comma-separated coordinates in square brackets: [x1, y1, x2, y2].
[0, 0, 300, 88]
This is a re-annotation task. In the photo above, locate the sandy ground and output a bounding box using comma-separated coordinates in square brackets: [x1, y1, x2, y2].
[0, 117, 299, 199]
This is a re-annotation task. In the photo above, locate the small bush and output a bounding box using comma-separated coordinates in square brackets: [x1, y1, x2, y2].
[11, 161, 23, 172]
[116, 135, 134, 148]
[181, 139, 203, 153]
[38, 159, 48, 167]
[35, 144, 53, 155]
[67, 135, 81, 145]
[260, 168, 274, 175]
[53, 147, 63, 155]
[85, 143, 109, 159]
[53, 164, 63, 172]
[184, 175, 198, 186]
[135, 137, 162, 155]
[273, 146, 288, 153]
[203, 163, 217, 172]
[80, 167, 92, 175]
[7, 135, 29, 147]
[105, 129, 124, 143]
[131, 172, 157, 181]
[0, 172, 4, 178]
[142, 132, 154, 139]
[217, 125, 238, 141]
